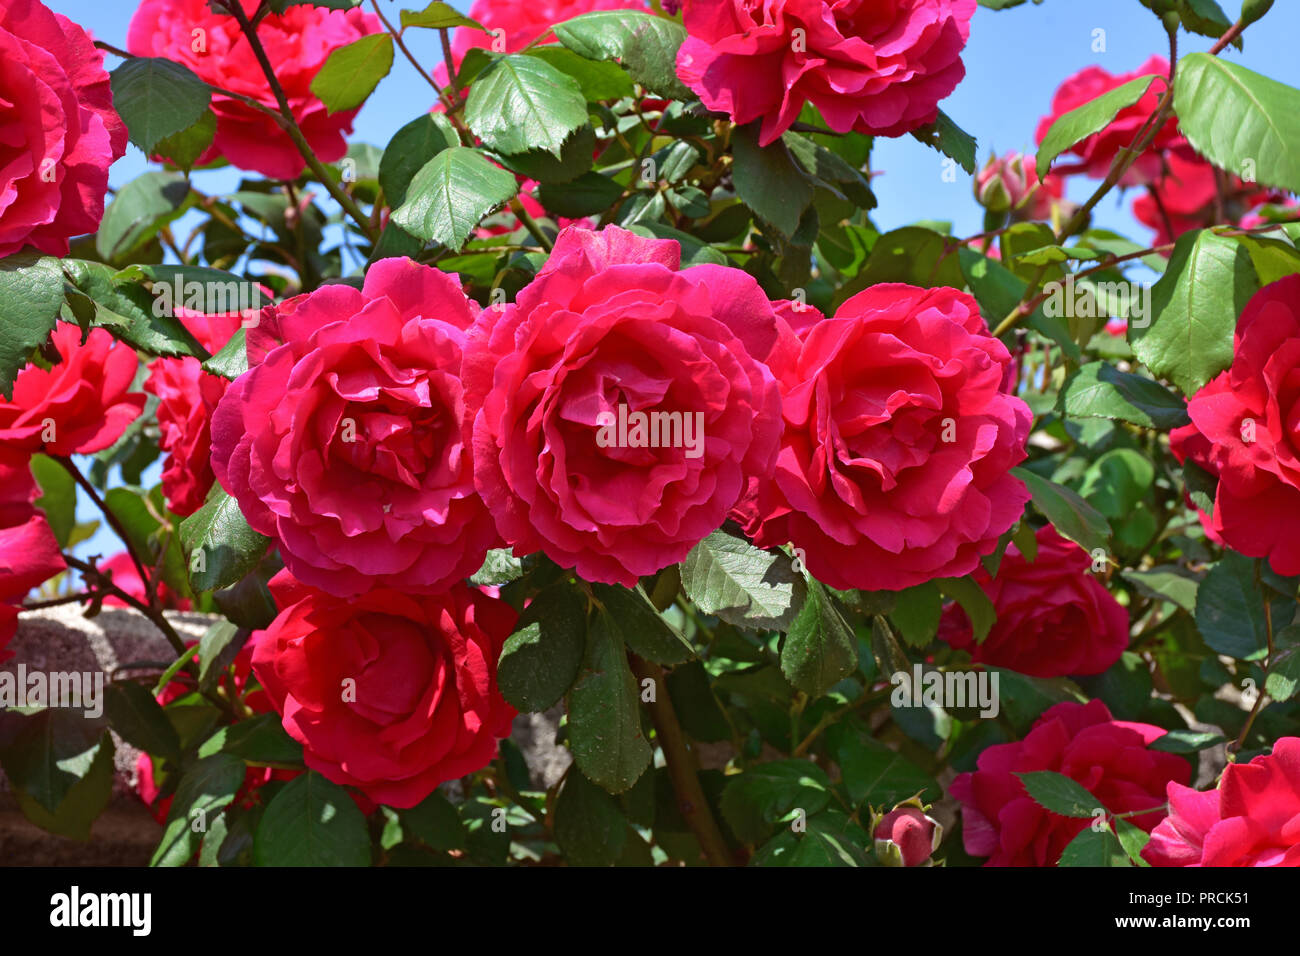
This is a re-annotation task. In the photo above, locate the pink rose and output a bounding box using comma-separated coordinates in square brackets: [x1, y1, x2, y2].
[873, 805, 940, 867]
[950, 700, 1190, 866]
[127, 0, 381, 180]
[1169, 276, 1300, 576]
[0, 0, 126, 257]
[146, 357, 227, 517]
[251, 570, 517, 809]
[1035, 56, 1185, 186]
[1132, 151, 1283, 246]
[677, 0, 976, 145]
[1143, 737, 1300, 867]
[0, 322, 145, 456]
[466, 225, 782, 586]
[0, 456, 66, 661]
[211, 257, 496, 597]
[938, 524, 1129, 678]
[742, 284, 1031, 592]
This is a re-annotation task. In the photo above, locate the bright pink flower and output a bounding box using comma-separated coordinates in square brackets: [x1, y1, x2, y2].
[211, 257, 495, 597]
[742, 284, 1031, 592]
[1169, 275, 1300, 576]
[1144, 738, 1300, 867]
[0, 0, 126, 257]
[466, 225, 782, 586]
[950, 700, 1190, 866]
[450, 0, 647, 62]
[873, 806, 940, 866]
[127, 0, 381, 180]
[677, 0, 976, 145]
[1035, 57, 1185, 185]
[1132, 151, 1285, 245]
[251, 570, 517, 809]
[938, 524, 1129, 678]
[145, 358, 228, 517]
[0, 323, 145, 456]
[0, 456, 65, 661]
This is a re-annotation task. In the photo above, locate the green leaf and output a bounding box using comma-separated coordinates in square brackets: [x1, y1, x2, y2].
[937, 577, 996, 644]
[732, 123, 815, 237]
[958, 247, 1082, 363]
[253, 771, 370, 866]
[552, 10, 690, 98]
[379, 113, 460, 208]
[104, 681, 181, 762]
[1114, 816, 1151, 865]
[399, 790, 465, 851]
[554, 767, 629, 866]
[594, 583, 694, 665]
[750, 809, 873, 866]
[1013, 467, 1112, 554]
[1266, 646, 1300, 702]
[1149, 728, 1227, 753]
[197, 620, 249, 693]
[680, 530, 806, 631]
[153, 109, 217, 171]
[1195, 552, 1274, 659]
[497, 125, 597, 184]
[465, 54, 588, 158]
[566, 606, 652, 793]
[29, 455, 76, 547]
[179, 486, 271, 592]
[1174, 53, 1300, 193]
[202, 328, 249, 380]
[1058, 826, 1129, 866]
[95, 171, 192, 262]
[1236, 229, 1300, 284]
[1059, 361, 1190, 430]
[1184, 459, 1218, 517]
[0, 250, 63, 398]
[537, 172, 625, 219]
[1121, 566, 1199, 614]
[469, 548, 524, 587]
[152, 754, 245, 866]
[400, 1, 482, 29]
[719, 759, 832, 844]
[497, 585, 587, 712]
[890, 582, 943, 649]
[826, 723, 941, 809]
[0, 708, 108, 814]
[11, 732, 114, 842]
[1018, 770, 1106, 818]
[524, 46, 635, 102]
[910, 109, 977, 174]
[780, 579, 858, 697]
[392, 147, 519, 252]
[204, 712, 304, 765]
[1131, 229, 1259, 396]
[309, 33, 394, 113]
[110, 58, 212, 155]
[1037, 75, 1162, 179]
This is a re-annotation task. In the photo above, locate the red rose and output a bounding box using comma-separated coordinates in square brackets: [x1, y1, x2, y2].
[1133, 151, 1283, 245]
[677, 0, 976, 145]
[873, 805, 940, 867]
[251, 571, 518, 809]
[743, 284, 1031, 592]
[1143, 737, 1300, 867]
[1169, 275, 1300, 576]
[0, 322, 145, 456]
[127, 0, 381, 180]
[211, 257, 497, 597]
[0, 456, 65, 661]
[1035, 57, 1184, 185]
[145, 358, 228, 517]
[938, 524, 1129, 678]
[466, 225, 782, 586]
[0, 0, 126, 257]
[950, 700, 1190, 866]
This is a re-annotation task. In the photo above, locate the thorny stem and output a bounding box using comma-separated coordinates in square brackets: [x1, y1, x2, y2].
[1231, 564, 1276, 755]
[54, 456, 154, 603]
[510, 198, 554, 252]
[629, 655, 733, 866]
[220, 0, 378, 242]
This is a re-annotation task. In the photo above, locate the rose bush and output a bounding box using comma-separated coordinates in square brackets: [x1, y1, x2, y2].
[3, 0, 1300, 872]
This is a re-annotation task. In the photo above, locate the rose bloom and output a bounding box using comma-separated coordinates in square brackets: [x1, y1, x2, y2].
[1132, 151, 1285, 246]
[466, 225, 782, 586]
[0, 0, 126, 257]
[450, 0, 646, 61]
[1169, 275, 1300, 576]
[145, 359, 228, 517]
[127, 0, 380, 180]
[1036, 56, 1185, 185]
[938, 524, 1129, 678]
[1144, 737, 1300, 867]
[951, 700, 1190, 866]
[677, 0, 976, 145]
[741, 284, 1031, 592]
[975, 152, 1065, 222]
[0, 455, 65, 661]
[211, 257, 496, 597]
[251, 570, 517, 809]
[0, 323, 145, 456]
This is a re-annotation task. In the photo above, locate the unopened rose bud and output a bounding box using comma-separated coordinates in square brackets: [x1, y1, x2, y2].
[873, 805, 941, 867]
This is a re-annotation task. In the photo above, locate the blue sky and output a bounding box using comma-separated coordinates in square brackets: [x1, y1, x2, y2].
[41, 0, 1300, 569]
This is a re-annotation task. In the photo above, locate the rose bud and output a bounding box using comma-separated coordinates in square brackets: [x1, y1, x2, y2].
[873, 802, 942, 867]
